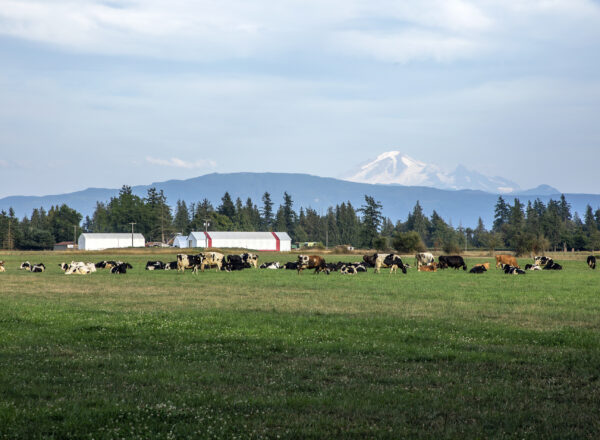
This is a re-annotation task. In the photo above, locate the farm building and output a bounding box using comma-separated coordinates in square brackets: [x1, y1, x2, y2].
[77, 233, 145, 251]
[172, 235, 188, 248]
[53, 241, 78, 251]
[187, 231, 292, 251]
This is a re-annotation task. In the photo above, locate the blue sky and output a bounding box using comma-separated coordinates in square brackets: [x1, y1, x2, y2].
[1, 0, 599, 198]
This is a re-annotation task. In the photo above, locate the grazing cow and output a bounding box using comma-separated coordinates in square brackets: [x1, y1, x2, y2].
[495, 255, 519, 269]
[419, 263, 438, 272]
[198, 252, 225, 272]
[284, 261, 298, 270]
[469, 265, 487, 274]
[473, 262, 490, 270]
[259, 261, 281, 270]
[525, 264, 542, 271]
[164, 261, 178, 270]
[415, 252, 435, 270]
[297, 255, 329, 274]
[110, 262, 132, 274]
[438, 255, 467, 271]
[504, 265, 526, 275]
[542, 259, 562, 270]
[145, 261, 166, 270]
[0, 261, 5, 272]
[223, 255, 246, 271]
[340, 264, 357, 275]
[364, 253, 406, 274]
[240, 253, 259, 269]
[587, 256, 596, 269]
[177, 254, 203, 273]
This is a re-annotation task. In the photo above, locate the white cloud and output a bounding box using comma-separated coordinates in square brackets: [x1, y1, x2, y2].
[0, 160, 9, 168]
[333, 29, 482, 63]
[146, 156, 216, 169]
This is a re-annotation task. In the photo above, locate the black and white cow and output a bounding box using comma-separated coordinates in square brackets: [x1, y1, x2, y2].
[534, 256, 552, 267]
[145, 261, 166, 270]
[415, 252, 435, 270]
[284, 262, 298, 270]
[438, 255, 467, 271]
[95, 261, 119, 269]
[223, 255, 246, 271]
[20, 262, 45, 272]
[240, 253, 259, 269]
[177, 254, 203, 272]
[503, 265, 526, 275]
[524, 264, 542, 271]
[164, 261, 178, 270]
[111, 262, 133, 274]
[542, 259, 562, 270]
[259, 261, 281, 269]
[469, 265, 487, 274]
[587, 256, 596, 270]
[340, 264, 357, 275]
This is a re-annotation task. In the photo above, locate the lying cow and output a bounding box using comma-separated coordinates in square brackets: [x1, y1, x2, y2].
[111, 262, 132, 274]
[284, 261, 298, 270]
[419, 263, 438, 272]
[60, 261, 96, 275]
[260, 261, 281, 269]
[504, 265, 526, 275]
[534, 256, 551, 266]
[297, 255, 329, 274]
[223, 255, 247, 271]
[469, 265, 487, 274]
[524, 264, 542, 271]
[495, 254, 518, 269]
[438, 255, 467, 271]
[340, 264, 357, 275]
[542, 259, 562, 270]
[145, 261, 166, 270]
[20, 262, 45, 272]
[164, 261, 178, 270]
[95, 260, 120, 270]
[415, 252, 435, 270]
[0, 261, 5, 272]
[587, 256, 596, 270]
[472, 262, 490, 270]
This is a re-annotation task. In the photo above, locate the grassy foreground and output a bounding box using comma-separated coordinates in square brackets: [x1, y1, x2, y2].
[1, 251, 599, 439]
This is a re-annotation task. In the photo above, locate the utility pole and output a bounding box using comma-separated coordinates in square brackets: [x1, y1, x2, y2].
[73, 225, 77, 245]
[204, 218, 210, 248]
[129, 222, 136, 247]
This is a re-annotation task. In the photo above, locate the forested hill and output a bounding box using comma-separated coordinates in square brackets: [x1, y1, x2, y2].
[1, 172, 599, 228]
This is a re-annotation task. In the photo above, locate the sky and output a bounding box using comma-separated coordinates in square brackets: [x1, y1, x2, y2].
[1, 0, 600, 198]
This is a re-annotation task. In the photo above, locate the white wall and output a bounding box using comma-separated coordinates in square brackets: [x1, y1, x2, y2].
[78, 235, 145, 250]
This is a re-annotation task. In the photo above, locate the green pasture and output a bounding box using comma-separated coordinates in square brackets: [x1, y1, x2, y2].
[0, 251, 599, 439]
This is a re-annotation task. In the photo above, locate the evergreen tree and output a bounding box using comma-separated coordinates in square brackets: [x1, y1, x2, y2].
[173, 200, 190, 234]
[217, 192, 236, 220]
[493, 196, 510, 232]
[358, 195, 383, 248]
[404, 201, 430, 244]
[261, 192, 274, 231]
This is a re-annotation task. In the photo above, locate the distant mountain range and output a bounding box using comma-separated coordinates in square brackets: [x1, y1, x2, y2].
[1, 172, 597, 229]
[343, 151, 527, 194]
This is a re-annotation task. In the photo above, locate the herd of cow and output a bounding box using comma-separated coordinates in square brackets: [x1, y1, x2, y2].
[1, 253, 598, 276]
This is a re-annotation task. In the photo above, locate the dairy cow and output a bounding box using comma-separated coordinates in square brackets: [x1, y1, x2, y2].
[111, 262, 133, 274]
[199, 252, 225, 272]
[240, 253, 259, 269]
[260, 261, 281, 269]
[145, 261, 166, 270]
[177, 254, 203, 272]
[0, 261, 5, 272]
[415, 252, 435, 270]
[469, 265, 486, 274]
[297, 255, 328, 274]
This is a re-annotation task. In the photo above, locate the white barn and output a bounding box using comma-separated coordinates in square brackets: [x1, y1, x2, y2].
[78, 233, 145, 251]
[172, 235, 188, 248]
[187, 231, 291, 251]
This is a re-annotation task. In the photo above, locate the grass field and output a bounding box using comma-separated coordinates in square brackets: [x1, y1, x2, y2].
[1, 251, 599, 439]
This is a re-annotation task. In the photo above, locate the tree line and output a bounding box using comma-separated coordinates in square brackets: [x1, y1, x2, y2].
[1, 186, 600, 255]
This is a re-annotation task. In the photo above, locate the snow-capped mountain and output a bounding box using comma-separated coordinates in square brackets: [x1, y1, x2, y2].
[342, 151, 521, 194]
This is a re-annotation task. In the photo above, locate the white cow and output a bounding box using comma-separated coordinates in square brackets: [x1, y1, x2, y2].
[415, 252, 435, 270]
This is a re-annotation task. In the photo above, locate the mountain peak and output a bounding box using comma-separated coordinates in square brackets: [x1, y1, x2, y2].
[343, 150, 520, 193]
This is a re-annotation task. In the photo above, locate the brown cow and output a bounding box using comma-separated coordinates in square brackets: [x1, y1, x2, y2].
[495, 255, 519, 268]
[419, 263, 438, 272]
[297, 255, 329, 274]
[473, 262, 490, 270]
[0, 261, 5, 272]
